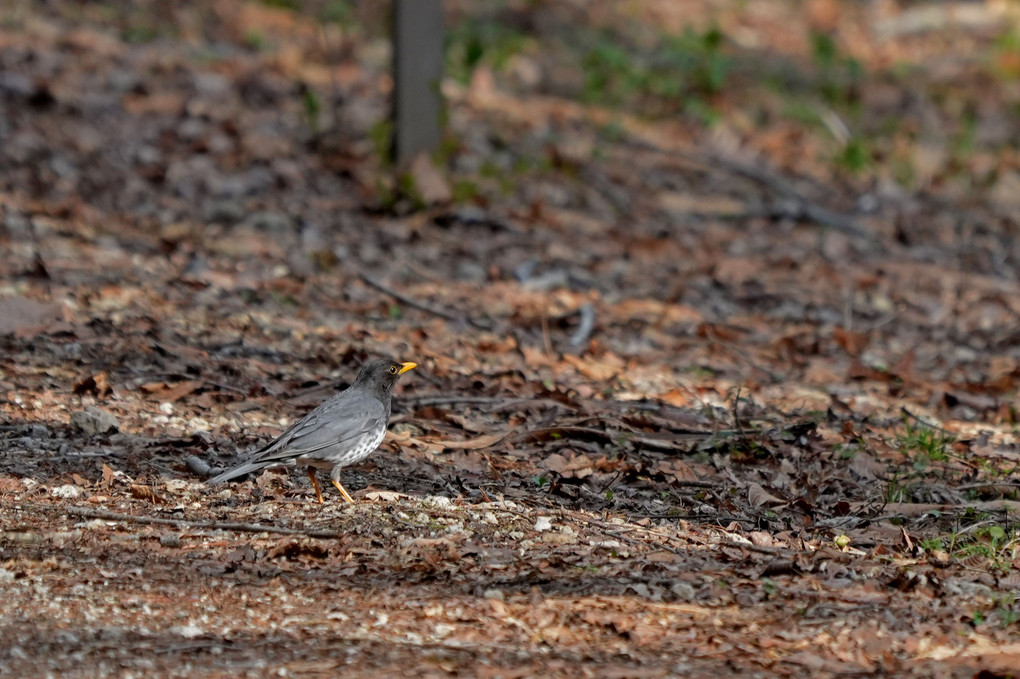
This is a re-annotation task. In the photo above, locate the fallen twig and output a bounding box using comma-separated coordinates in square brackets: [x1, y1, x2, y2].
[567, 303, 596, 352]
[401, 394, 514, 408]
[560, 510, 687, 556]
[359, 272, 488, 328]
[853, 500, 1020, 517]
[519, 425, 702, 452]
[956, 482, 1020, 491]
[486, 397, 580, 414]
[66, 506, 340, 539]
[713, 155, 874, 240]
[899, 407, 955, 435]
[672, 150, 874, 240]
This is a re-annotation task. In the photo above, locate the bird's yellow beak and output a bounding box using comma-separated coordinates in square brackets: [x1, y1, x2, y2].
[398, 361, 417, 374]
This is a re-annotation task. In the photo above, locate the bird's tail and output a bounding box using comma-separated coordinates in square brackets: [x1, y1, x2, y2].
[206, 461, 268, 485]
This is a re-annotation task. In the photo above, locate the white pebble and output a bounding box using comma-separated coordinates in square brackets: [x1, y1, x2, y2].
[421, 495, 454, 509]
[50, 485, 82, 499]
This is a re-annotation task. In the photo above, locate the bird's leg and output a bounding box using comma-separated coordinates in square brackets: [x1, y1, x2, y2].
[307, 467, 324, 504]
[331, 478, 355, 504]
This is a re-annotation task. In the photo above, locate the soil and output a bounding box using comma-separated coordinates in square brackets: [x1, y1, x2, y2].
[2, 1, 1020, 677]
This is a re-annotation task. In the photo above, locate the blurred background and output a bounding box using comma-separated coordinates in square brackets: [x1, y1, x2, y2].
[4, 0, 1020, 409]
[3, 0, 1020, 442]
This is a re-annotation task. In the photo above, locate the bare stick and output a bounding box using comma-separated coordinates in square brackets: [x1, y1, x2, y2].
[401, 395, 510, 407]
[852, 500, 1020, 517]
[66, 506, 340, 539]
[900, 407, 955, 435]
[688, 151, 874, 240]
[359, 272, 480, 326]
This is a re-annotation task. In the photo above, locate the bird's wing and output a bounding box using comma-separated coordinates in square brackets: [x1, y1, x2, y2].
[252, 395, 387, 463]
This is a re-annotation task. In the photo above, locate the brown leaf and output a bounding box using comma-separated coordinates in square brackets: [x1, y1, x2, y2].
[696, 322, 747, 343]
[123, 92, 185, 116]
[900, 526, 915, 553]
[657, 459, 701, 483]
[561, 352, 624, 381]
[129, 484, 161, 504]
[541, 453, 569, 473]
[657, 190, 745, 217]
[408, 153, 451, 205]
[162, 380, 204, 402]
[74, 372, 112, 397]
[833, 326, 869, 356]
[100, 464, 115, 488]
[849, 452, 885, 480]
[748, 482, 784, 508]
[266, 539, 329, 561]
[140, 380, 203, 402]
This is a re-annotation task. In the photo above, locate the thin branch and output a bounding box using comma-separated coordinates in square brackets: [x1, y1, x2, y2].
[359, 272, 488, 328]
[956, 482, 1020, 491]
[900, 407, 955, 435]
[66, 506, 340, 539]
[400, 394, 511, 407]
[485, 398, 580, 414]
[692, 151, 874, 240]
[559, 510, 687, 556]
[853, 500, 1020, 517]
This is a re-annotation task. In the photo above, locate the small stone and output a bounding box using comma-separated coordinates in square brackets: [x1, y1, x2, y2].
[193, 72, 231, 97]
[483, 588, 504, 601]
[244, 210, 293, 233]
[170, 624, 204, 639]
[160, 533, 182, 548]
[203, 199, 245, 224]
[51, 484, 83, 499]
[25, 424, 51, 438]
[70, 406, 118, 435]
[534, 516, 553, 532]
[671, 581, 696, 601]
[421, 495, 454, 509]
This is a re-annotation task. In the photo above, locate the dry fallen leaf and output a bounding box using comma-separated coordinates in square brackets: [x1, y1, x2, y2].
[428, 430, 511, 451]
[748, 482, 785, 508]
[74, 372, 112, 397]
[561, 352, 624, 381]
[129, 484, 162, 504]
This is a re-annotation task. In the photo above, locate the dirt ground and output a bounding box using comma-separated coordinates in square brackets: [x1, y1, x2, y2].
[3, 1, 1020, 677]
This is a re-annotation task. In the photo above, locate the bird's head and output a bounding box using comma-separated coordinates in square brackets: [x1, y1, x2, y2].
[354, 357, 417, 396]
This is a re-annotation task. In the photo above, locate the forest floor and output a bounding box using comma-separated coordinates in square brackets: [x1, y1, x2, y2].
[3, 1, 1020, 677]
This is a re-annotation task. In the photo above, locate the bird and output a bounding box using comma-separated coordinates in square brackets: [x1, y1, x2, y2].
[207, 357, 416, 503]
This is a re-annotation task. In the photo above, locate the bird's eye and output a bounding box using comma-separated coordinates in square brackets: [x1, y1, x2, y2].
[389, 365, 398, 374]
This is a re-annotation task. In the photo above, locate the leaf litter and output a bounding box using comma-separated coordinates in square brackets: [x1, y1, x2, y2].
[1, 0, 1020, 676]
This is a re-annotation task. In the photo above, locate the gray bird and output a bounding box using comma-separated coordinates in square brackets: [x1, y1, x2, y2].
[208, 357, 417, 503]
